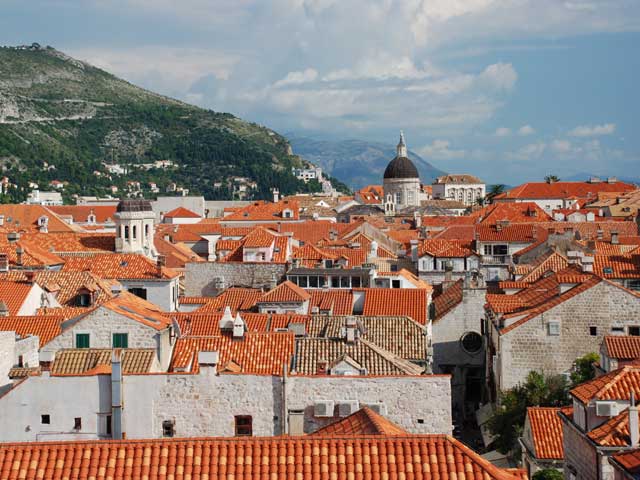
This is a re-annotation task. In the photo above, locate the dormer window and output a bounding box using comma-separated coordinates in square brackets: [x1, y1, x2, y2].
[282, 209, 293, 219]
[87, 214, 96, 224]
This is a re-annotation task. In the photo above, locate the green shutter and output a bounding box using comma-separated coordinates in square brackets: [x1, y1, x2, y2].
[112, 333, 128, 348]
[75, 333, 90, 349]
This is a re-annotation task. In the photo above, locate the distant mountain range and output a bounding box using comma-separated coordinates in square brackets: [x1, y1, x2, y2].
[287, 135, 446, 189]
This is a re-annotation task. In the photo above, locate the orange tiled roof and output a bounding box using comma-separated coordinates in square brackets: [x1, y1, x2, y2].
[418, 239, 476, 258]
[311, 407, 407, 436]
[170, 332, 295, 374]
[171, 312, 271, 335]
[611, 449, 640, 476]
[571, 365, 640, 404]
[432, 280, 464, 320]
[496, 181, 635, 200]
[101, 292, 172, 331]
[594, 252, 640, 279]
[51, 348, 156, 376]
[526, 407, 564, 459]
[242, 227, 277, 248]
[518, 252, 569, 283]
[0, 280, 34, 315]
[61, 253, 180, 280]
[307, 290, 354, 316]
[604, 336, 640, 360]
[0, 204, 82, 233]
[47, 205, 117, 224]
[0, 434, 523, 480]
[0, 315, 64, 347]
[433, 225, 477, 241]
[193, 288, 263, 314]
[163, 207, 201, 219]
[476, 224, 547, 243]
[223, 199, 300, 222]
[587, 408, 632, 447]
[477, 202, 553, 224]
[21, 232, 116, 252]
[37, 306, 94, 320]
[361, 288, 428, 325]
[260, 281, 311, 303]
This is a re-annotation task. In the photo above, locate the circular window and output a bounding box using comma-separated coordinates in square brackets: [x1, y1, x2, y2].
[460, 331, 483, 354]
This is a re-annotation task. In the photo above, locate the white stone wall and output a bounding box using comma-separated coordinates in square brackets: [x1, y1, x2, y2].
[42, 308, 168, 366]
[383, 177, 421, 213]
[185, 262, 286, 296]
[120, 278, 179, 312]
[433, 184, 485, 206]
[495, 281, 640, 390]
[15, 335, 39, 368]
[0, 331, 15, 388]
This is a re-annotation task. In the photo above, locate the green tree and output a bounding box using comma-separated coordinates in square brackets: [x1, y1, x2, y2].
[486, 184, 505, 203]
[532, 468, 563, 480]
[544, 175, 560, 184]
[488, 371, 569, 454]
[571, 353, 599, 387]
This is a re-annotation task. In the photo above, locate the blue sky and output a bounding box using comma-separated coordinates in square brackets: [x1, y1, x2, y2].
[2, 0, 639, 184]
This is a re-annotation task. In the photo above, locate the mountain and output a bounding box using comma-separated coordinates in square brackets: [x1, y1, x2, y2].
[0, 44, 345, 203]
[287, 135, 446, 189]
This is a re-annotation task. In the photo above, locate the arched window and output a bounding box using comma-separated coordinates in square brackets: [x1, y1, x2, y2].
[395, 191, 402, 204]
[145, 224, 150, 238]
[132, 225, 137, 239]
[124, 226, 129, 239]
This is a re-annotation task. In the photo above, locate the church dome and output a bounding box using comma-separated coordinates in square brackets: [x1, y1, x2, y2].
[384, 156, 419, 179]
[383, 131, 420, 179]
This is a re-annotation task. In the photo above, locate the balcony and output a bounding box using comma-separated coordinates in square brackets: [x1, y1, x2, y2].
[481, 255, 511, 265]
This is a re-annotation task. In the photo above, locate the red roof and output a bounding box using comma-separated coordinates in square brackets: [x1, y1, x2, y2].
[0, 435, 522, 480]
[62, 253, 180, 280]
[193, 288, 263, 313]
[418, 239, 475, 258]
[604, 336, 640, 360]
[526, 407, 564, 460]
[163, 207, 201, 219]
[496, 181, 635, 200]
[477, 202, 552, 224]
[476, 224, 547, 243]
[571, 365, 640, 404]
[311, 407, 408, 436]
[0, 280, 34, 315]
[223, 199, 299, 222]
[611, 449, 640, 476]
[0, 315, 64, 347]
[361, 288, 429, 325]
[260, 281, 311, 303]
[47, 205, 117, 224]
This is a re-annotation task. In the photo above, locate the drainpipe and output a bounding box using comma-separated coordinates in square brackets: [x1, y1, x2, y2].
[282, 362, 288, 435]
[111, 350, 123, 439]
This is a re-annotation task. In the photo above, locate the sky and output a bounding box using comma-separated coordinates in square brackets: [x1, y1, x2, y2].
[2, 0, 640, 184]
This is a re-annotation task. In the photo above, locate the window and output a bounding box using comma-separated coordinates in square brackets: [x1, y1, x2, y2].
[628, 280, 640, 291]
[392, 280, 401, 289]
[395, 191, 402, 204]
[589, 326, 597, 336]
[492, 245, 508, 255]
[75, 333, 90, 349]
[112, 333, 128, 348]
[630, 327, 640, 336]
[309, 276, 318, 288]
[460, 332, 484, 354]
[162, 420, 175, 437]
[124, 226, 129, 239]
[74, 417, 82, 430]
[417, 418, 425, 424]
[351, 277, 361, 288]
[127, 287, 147, 300]
[235, 415, 253, 436]
[41, 414, 50, 424]
[77, 293, 92, 306]
[145, 224, 150, 238]
[340, 276, 350, 288]
[298, 276, 308, 288]
[612, 326, 625, 334]
[548, 321, 560, 336]
[106, 415, 112, 436]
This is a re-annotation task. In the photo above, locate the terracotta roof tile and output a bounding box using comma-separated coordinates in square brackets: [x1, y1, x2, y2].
[308, 290, 354, 315]
[0, 280, 34, 315]
[605, 336, 640, 360]
[0, 434, 522, 480]
[0, 315, 64, 347]
[222, 199, 300, 222]
[51, 348, 156, 376]
[476, 224, 547, 243]
[587, 408, 632, 447]
[61, 253, 180, 280]
[526, 407, 564, 459]
[260, 281, 311, 303]
[163, 207, 201, 219]
[518, 252, 570, 283]
[432, 279, 464, 320]
[418, 239, 476, 258]
[477, 202, 553, 224]
[47, 205, 117, 224]
[571, 365, 640, 404]
[594, 252, 640, 279]
[496, 181, 635, 200]
[611, 448, 640, 476]
[192, 288, 263, 313]
[170, 332, 295, 374]
[170, 312, 271, 335]
[311, 407, 408, 436]
[361, 288, 429, 325]
[0, 204, 82, 233]
[101, 292, 172, 331]
[21, 232, 116, 252]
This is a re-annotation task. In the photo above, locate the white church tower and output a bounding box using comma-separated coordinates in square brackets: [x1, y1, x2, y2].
[383, 131, 421, 216]
[114, 199, 157, 258]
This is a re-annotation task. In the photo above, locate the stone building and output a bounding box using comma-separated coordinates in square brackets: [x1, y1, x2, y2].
[520, 407, 565, 477]
[432, 174, 485, 207]
[486, 270, 640, 392]
[383, 132, 421, 216]
[114, 199, 157, 258]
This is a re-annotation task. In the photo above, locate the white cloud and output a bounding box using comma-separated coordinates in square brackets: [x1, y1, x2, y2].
[477, 63, 518, 91]
[417, 139, 465, 160]
[508, 142, 547, 161]
[550, 139, 572, 153]
[518, 125, 535, 136]
[494, 127, 511, 137]
[568, 123, 616, 137]
[273, 69, 318, 87]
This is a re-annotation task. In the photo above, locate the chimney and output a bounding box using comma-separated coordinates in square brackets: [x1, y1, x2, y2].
[156, 255, 166, 277]
[344, 317, 358, 344]
[0, 301, 8, 317]
[596, 229, 604, 241]
[611, 231, 619, 245]
[24, 270, 35, 284]
[15, 246, 24, 267]
[630, 391, 639, 447]
[329, 229, 338, 241]
[410, 239, 419, 263]
[413, 211, 422, 228]
[198, 350, 219, 371]
[0, 215, 4, 226]
[581, 256, 594, 273]
[233, 313, 245, 339]
[316, 359, 328, 375]
[218, 306, 234, 330]
[111, 350, 123, 440]
[7, 232, 19, 243]
[272, 188, 280, 203]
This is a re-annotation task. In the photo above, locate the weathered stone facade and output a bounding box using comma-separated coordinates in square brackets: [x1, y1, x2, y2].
[562, 415, 601, 480]
[491, 280, 640, 391]
[185, 262, 286, 296]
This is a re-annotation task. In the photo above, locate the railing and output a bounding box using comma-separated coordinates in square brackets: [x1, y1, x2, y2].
[481, 255, 511, 265]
